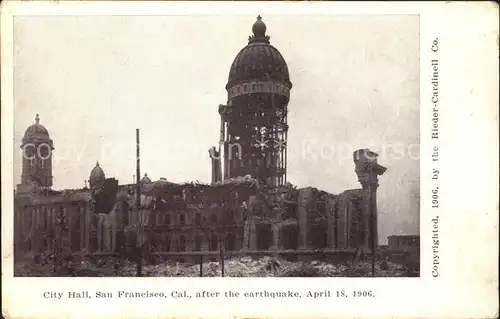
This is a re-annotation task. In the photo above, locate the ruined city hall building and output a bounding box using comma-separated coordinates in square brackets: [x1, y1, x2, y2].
[14, 17, 386, 262]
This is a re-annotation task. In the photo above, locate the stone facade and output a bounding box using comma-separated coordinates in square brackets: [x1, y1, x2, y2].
[15, 156, 385, 260]
[14, 17, 387, 262]
[14, 187, 94, 256]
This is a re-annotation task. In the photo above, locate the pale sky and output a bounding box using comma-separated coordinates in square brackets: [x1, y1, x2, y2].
[14, 15, 420, 243]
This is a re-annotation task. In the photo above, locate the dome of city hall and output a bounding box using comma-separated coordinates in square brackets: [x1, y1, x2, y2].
[226, 16, 291, 90]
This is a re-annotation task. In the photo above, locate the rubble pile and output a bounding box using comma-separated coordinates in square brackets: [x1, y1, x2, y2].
[224, 256, 281, 277]
[15, 262, 53, 277]
[214, 175, 259, 188]
[277, 260, 347, 277]
[114, 256, 410, 277]
[15, 256, 417, 277]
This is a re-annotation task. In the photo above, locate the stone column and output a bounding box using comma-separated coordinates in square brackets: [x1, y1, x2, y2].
[14, 207, 19, 252]
[170, 234, 178, 252]
[353, 149, 386, 251]
[336, 195, 348, 248]
[191, 232, 197, 252]
[346, 200, 353, 248]
[218, 105, 227, 181]
[243, 217, 258, 250]
[235, 228, 243, 250]
[79, 206, 84, 252]
[243, 221, 250, 250]
[34, 208, 41, 252]
[98, 218, 103, 251]
[29, 209, 34, 252]
[103, 223, 108, 252]
[297, 188, 314, 249]
[326, 196, 336, 248]
[84, 206, 89, 251]
[360, 185, 372, 249]
[365, 184, 379, 249]
[112, 220, 117, 252]
[249, 223, 257, 250]
[270, 223, 281, 250]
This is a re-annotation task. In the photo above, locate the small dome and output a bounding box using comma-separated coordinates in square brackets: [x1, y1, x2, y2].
[140, 173, 152, 184]
[23, 114, 50, 140]
[227, 16, 291, 90]
[89, 161, 105, 188]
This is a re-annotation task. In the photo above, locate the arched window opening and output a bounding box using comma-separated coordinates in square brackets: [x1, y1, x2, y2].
[179, 212, 185, 226]
[227, 210, 234, 221]
[211, 213, 218, 225]
[43, 208, 48, 231]
[178, 235, 186, 252]
[195, 213, 202, 226]
[209, 233, 218, 251]
[194, 234, 201, 251]
[310, 224, 327, 249]
[122, 201, 129, 226]
[48, 209, 53, 232]
[165, 236, 171, 252]
[149, 234, 158, 252]
[315, 201, 327, 217]
[225, 233, 235, 251]
[90, 236, 98, 253]
[34, 209, 40, 229]
[27, 210, 33, 230]
[283, 201, 297, 219]
[158, 234, 166, 251]
[172, 239, 178, 252]
[256, 224, 272, 250]
[282, 226, 299, 250]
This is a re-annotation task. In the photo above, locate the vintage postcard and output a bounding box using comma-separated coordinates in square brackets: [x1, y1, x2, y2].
[1, 1, 498, 318]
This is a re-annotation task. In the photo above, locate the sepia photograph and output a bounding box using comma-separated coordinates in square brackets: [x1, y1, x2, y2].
[12, 14, 420, 277]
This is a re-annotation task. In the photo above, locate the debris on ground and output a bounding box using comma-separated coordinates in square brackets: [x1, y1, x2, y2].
[15, 256, 418, 277]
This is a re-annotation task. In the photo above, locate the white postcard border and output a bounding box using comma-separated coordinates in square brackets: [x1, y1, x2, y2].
[1, 2, 498, 319]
